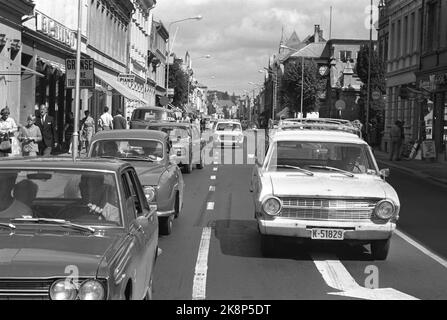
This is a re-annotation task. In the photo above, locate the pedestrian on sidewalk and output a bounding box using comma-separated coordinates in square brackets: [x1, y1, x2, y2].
[98, 107, 113, 131]
[389, 120, 404, 161]
[64, 112, 75, 154]
[18, 115, 42, 157]
[0, 107, 18, 158]
[113, 108, 127, 130]
[36, 105, 58, 156]
[81, 110, 95, 154]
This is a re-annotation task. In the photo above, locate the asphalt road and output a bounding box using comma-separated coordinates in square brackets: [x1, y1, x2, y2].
[153, 131, 447, 300]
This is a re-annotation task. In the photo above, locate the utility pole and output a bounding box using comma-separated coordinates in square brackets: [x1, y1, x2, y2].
[366, 0, 373, 143]
[73, 0, 82, 161]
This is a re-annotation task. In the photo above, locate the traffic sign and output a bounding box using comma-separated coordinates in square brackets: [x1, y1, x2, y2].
[335, 100, 346, 111]
[66, 58, 95, 89]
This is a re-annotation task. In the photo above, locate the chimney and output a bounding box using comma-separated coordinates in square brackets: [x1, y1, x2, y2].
[314, 25, 320, 43]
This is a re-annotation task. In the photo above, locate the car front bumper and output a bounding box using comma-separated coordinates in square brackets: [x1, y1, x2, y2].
[258, 218, 396, 241]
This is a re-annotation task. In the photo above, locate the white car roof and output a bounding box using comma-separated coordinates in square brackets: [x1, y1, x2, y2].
[272, 130, 367, 145]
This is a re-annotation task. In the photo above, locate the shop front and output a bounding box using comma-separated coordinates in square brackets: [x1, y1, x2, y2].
[417, 71, 447, 160]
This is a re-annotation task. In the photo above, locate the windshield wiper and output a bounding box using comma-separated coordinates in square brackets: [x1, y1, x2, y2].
[308, 166, 355, 178]
[272, 165, 314, 176]
[0, 223, 16, 230]
[11, 218, 96, 234]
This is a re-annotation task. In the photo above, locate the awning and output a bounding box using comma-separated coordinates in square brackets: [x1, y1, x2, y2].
[0, 55, 44, 77]
[37, 57, 66, 74]
[94, 68, 145, 103]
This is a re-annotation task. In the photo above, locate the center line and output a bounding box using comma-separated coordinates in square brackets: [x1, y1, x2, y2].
[192, 227, 212, 300]
[207, 202, 215, 210]
[209, 186, 216, 192]
[213, 167, 218, 172]
[210, 176, 216, 180]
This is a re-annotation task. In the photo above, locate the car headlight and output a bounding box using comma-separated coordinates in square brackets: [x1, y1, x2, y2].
[262, 197, 282, 216]
[144, 186, 157, 203]
[49, 280, 78, 300]
[78, 280, 105, 300]
[375, 200, 395, 220]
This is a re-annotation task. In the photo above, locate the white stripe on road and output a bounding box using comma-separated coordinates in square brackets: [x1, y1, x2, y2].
[209, 186, 216, 192]
[207, 202, 215, 210]
[311, 253, 418, 300]
[210, 176, 216, 180]
[213, 167, 218, 172]
[396, 229, 447, 269]
[192, 227, 212, 300]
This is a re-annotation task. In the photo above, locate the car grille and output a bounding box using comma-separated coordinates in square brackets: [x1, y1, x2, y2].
[0, 279, 52, 300]
[279, 198, 378, 221]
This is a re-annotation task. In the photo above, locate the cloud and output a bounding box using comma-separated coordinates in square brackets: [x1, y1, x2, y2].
[153, 0, 374, 94]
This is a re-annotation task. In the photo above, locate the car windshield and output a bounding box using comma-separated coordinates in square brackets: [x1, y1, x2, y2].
[0, 170, 122, 227]
[267, 141, 376, 174]
[216, 123, 242, 132]
[90, 139, 164, 161]
[132, 109, 171, 122]
[148, 127, 189, 140]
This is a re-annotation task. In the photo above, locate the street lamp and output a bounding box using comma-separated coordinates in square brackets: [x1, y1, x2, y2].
[165, 15, 203, 103]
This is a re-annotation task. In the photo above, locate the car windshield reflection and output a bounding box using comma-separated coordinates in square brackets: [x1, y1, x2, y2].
[90, 139, 164, 161]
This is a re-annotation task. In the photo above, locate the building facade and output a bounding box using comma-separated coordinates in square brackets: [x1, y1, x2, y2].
[0, 0, 35, 123]
[148, 19, 168, 107]
[416, 0, 447, 158]
[380, 0, 423, 152]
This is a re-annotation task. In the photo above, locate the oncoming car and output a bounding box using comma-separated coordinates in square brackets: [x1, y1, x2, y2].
[251, 121, 400, 260]
[213, 121, 245, 149]
[0, 158, 159, 300]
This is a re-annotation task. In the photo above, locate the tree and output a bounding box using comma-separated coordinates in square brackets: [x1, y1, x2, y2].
[169, 60, 189, 108]
[280, 59, 326, 117]
[356, 45, 386, 144]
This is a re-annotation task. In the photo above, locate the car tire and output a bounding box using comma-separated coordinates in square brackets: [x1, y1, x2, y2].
[370, 238, 391, 260]
[159, 216, 173, 236]
[260, 235, 276, 257]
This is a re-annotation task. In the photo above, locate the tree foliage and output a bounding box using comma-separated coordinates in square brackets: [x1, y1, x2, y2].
[280, 59, 327, 116]
[169, 60, 189, 108]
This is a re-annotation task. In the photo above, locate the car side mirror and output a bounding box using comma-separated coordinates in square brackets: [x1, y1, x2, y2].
[379, 168, 390, 179]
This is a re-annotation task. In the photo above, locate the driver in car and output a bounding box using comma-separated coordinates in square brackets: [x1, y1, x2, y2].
[0, 173, 33, 218]
[79, 174, 120, 224]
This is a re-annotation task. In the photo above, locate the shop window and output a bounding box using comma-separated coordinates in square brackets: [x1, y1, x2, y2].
[339, 51, 352, 63]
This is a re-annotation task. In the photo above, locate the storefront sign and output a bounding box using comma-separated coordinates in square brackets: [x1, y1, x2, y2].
[421, 140, 436, 159]
[118, 74, 136, 83]
[36, 11, 76, 49]
[66, 59, 95, 89]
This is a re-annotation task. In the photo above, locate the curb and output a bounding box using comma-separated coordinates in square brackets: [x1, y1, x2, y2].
[377, 159, 447, 187]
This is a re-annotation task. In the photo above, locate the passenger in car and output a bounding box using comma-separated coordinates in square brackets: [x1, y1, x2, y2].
[13, 180, 38, 216]
[0, 173, 33, 218]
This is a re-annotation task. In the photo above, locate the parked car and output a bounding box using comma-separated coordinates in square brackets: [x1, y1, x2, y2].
[89, 130, 185, 236]
[0, 158, 158, 300]
[212, 121, 245, 149]
[146, 122, 206, 174]
[251, 120, 400, 260]
[130, 106, 177, 129]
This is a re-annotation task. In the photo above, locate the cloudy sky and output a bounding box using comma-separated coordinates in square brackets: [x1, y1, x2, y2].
[153, 0, 377, 95]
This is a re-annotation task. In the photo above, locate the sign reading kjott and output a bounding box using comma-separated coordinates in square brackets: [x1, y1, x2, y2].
[66, 59, 95, 89]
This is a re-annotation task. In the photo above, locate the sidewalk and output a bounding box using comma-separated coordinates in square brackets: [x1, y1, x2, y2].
[375, 150, 447, 186]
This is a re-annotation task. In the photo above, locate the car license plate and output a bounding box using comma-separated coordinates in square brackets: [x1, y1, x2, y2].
[311, 229, 345, 240]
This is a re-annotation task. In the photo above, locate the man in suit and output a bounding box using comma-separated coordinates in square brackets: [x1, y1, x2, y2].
[36, 105, 58, 156]
[113, 108, 127, 130]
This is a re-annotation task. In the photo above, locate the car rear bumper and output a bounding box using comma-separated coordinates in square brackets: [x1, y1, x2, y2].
[258, 218, 395, 241]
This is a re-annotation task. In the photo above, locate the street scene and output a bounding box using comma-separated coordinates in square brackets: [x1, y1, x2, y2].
[1, 0, 447, 303]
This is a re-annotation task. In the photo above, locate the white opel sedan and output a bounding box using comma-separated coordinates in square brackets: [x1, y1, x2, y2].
[213, 121, 245, 149]
[251, 123, 399, 260]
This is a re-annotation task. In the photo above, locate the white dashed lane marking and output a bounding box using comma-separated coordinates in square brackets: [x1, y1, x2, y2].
[192, 227, 212, 300]
[210, 176, 216, 180]
[207, 202, 215, 211]
[209, 186, 216, 192]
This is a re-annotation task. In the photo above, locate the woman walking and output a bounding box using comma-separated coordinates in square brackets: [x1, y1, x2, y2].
[18, 115, 42, 157]
[0, 107, 18, 158]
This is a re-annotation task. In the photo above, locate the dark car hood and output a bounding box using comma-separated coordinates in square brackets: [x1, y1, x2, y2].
[131, 162, 166, 186]
[0, 229, 123, 278]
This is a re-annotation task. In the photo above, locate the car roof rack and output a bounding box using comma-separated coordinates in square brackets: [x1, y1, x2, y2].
[278, 118, 363, 137]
